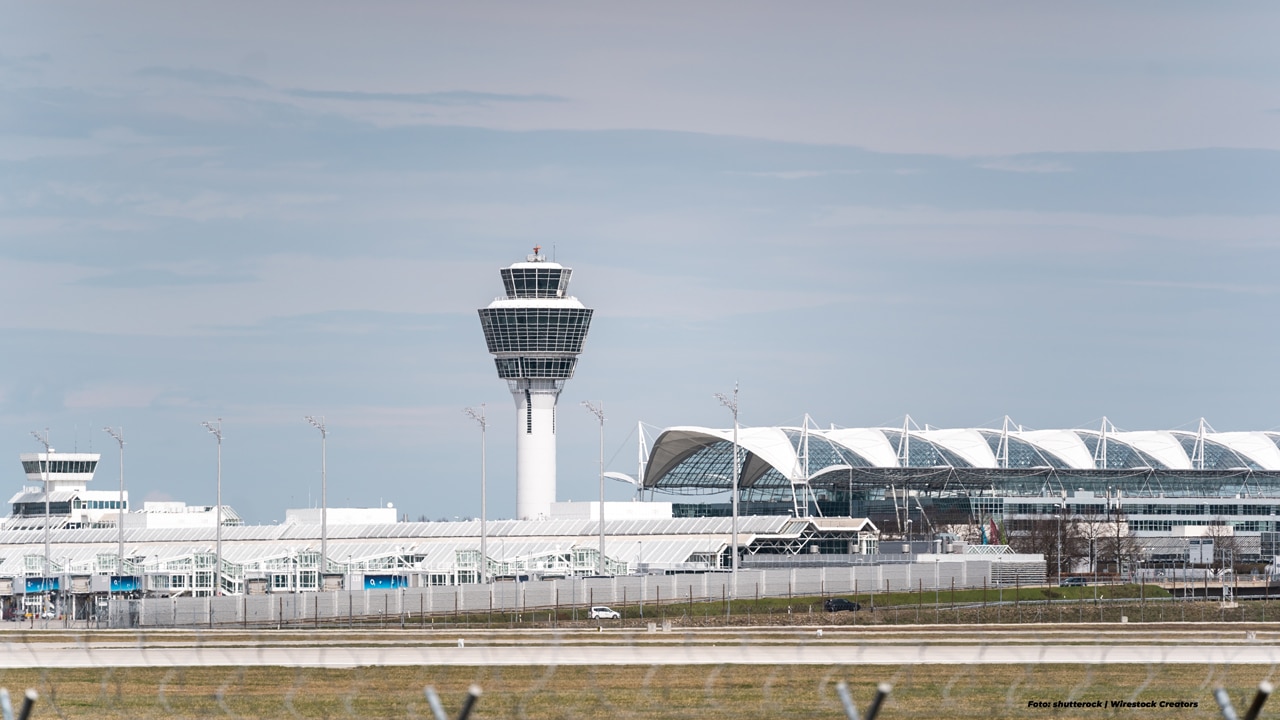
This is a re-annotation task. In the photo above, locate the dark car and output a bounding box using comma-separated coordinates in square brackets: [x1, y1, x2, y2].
[823, 598, 861, 612]
[1059, 577, 1087, 587]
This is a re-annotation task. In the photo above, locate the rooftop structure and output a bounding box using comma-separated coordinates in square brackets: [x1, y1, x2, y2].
[478, 246, 594, 520]
[6, 450, 121, 531]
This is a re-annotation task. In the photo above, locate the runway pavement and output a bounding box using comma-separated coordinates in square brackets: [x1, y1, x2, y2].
[5, 630, 1278, 668]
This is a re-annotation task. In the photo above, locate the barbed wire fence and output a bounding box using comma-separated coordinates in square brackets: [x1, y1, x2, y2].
[5, 618, 1280, 718]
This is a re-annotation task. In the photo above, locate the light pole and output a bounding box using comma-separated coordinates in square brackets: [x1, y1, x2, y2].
[103, 426, 126, 582]
[582, 401, 606, 576]
[464, 405, 488, 583]
[305, 416, 328, 583]
[201, 419, 223, 596]
[30, 429, 52, 592]
[714, 383, 740, 599]
[1056, 501, 1063, 584]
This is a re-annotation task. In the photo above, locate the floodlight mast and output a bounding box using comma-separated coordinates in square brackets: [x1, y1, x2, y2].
[582, 401, 606, 576]
[714, 384, 740, 599]
[463, 405, 488, 583]
[201, 419, 223, 596]
[30, 429, 52, 584]
[103, 426, 125, 577]
[305, 416, 328, 582]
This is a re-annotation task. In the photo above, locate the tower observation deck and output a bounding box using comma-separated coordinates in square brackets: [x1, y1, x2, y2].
[478, 247, 593, 519]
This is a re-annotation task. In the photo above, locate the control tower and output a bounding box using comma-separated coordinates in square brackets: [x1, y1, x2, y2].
[478, 247, 594, 520]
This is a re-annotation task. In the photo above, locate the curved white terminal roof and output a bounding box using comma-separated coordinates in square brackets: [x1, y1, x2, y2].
[1111, 431, 1192, 470]
[1207, 432, 1280, 469]
[645, 423, 1280, 489]
[1016, 430, 1093, 468]
[919, 429, 995, 468]
[824, 428, 900, 467]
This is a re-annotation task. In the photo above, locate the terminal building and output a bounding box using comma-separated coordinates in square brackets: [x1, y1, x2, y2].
[0, 447, 881, 615]
[643, 418, 1280, 565]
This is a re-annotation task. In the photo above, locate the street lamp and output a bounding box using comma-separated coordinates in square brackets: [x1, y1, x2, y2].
[103, 426, 126, 583]
[582, 401, 606, 576]
[714, 383, 740, 599]
[463, 405, 488, 583]
[305, 416, 328, 583]
[201, 419, 223, 595]
[30, 429, 52, 591]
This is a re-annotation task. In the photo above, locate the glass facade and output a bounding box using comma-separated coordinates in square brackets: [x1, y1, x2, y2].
[479, 307, 593, 354]
[781, 429, 872, 470]
[22, 460, 98, 474]
[494, 357, 577, 380]
[1172, 434, 1261, 470]
[501, 267, 572, 299]
[13, 501, 72, 516]
[880, 429, 972, 467]
[1075, 431, 1166, 469]
[977, 431, 1071, 468]
[650, 440, 739, 493]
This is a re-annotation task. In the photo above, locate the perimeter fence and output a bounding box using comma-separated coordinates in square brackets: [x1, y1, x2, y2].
[3, 622, 1280, 720]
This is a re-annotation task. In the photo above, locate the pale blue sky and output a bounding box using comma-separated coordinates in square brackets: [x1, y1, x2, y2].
[1, 2, 1278, 523]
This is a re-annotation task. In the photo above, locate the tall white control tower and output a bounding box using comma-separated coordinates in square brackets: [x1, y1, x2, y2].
[478, 247, 594, 520]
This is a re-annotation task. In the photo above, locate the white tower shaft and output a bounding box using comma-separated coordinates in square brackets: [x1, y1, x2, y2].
[514, 383, 561, 519]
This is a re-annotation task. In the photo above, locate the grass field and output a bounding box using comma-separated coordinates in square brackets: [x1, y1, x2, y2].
[0, 662, 1269, 719]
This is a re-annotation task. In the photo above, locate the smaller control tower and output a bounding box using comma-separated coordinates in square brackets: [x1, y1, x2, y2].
[478, 247, 593, 520]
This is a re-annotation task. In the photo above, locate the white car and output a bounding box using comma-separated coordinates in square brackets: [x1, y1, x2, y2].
[588, 605, 620, 620]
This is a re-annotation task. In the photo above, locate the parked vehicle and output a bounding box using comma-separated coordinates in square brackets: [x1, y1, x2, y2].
[1059, 577, 1088, 587]
[823, 598, 861, 612]
[588, 605, 620, 620]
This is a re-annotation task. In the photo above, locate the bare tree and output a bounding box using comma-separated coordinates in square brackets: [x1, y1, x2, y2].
[1098, 511, 1141, 576]
[1204, 518, 1240, 573]
[1007, 516, 1087, 580]
[1075, 509, 1110, 578]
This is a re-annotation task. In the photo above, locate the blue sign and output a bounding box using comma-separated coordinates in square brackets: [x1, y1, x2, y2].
[110, 576, 140, 592]
[24, 577, 58, 593]
[363, 575, 407, 590]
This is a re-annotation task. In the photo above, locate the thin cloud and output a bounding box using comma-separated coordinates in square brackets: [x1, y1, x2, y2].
[977, 157, 1074, 174]
[134, 66, 269, 88]
[0, 52, 52, 74]
[284, 88, 568, 106]
[1115, 279, 1279, 296]
[76, 268, 255, 289]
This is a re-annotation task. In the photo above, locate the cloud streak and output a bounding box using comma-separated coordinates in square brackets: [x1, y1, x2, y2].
[135, 66, 270, 88]
[284, 88, 569, 106]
